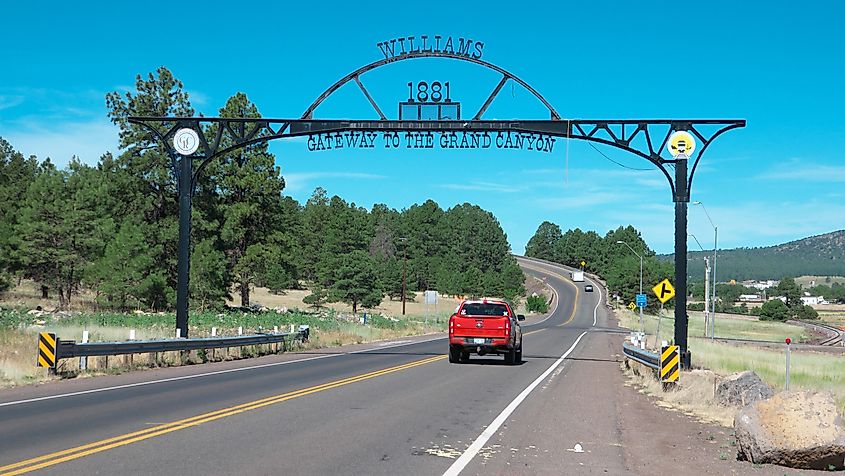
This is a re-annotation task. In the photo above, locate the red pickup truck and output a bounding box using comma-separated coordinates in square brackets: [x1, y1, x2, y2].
[448, 299, 524, 364]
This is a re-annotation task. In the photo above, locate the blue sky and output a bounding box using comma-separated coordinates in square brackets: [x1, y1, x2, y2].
[2, 1, 843, 255]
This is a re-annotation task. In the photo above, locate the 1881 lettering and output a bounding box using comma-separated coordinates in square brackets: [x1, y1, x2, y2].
[407, 81, 451, 103]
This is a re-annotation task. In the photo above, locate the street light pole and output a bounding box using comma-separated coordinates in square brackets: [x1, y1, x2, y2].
[617, 240, 644, 333]
[694, 202, 718, 338]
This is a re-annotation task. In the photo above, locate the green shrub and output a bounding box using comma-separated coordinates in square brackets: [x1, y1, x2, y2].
[795, 304, 819, 320]
[526, 294, 549, 313]
[759, 299, 789, 321]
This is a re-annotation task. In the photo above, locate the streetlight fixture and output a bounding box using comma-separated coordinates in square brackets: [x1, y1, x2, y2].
[690, 233, 711, 337]
[616, 240, 644, 333]
[693, 201, 718, 338]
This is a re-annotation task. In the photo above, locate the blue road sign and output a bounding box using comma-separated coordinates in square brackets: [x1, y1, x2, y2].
[636, 293, 647, 307]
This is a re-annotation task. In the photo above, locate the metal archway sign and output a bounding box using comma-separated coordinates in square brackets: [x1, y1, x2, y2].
[130, 35, 745, 367]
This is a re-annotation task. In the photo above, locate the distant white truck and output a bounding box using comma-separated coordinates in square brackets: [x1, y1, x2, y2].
[571, 271, 584, 282]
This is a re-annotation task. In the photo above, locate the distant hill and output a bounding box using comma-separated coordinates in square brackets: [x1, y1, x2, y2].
[661, 230, 845, 282]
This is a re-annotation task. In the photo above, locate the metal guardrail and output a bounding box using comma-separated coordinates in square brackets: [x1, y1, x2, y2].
[54, 328, 310, 360]
[622, 341, 659, 370]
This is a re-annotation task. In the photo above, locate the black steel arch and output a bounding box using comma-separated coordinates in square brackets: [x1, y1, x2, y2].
[300, 51, 562, 120]
[128, 51, 745, 368]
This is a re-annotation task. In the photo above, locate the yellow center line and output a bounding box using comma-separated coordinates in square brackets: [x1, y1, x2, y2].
[519, 263, 580, 326]
[0, 355, 446, 476]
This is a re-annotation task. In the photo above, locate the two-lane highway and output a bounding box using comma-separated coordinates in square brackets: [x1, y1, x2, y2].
[0, 258, 614, 475]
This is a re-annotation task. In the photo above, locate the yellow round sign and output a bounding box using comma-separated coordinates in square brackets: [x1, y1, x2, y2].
[668, 131, 696, 158]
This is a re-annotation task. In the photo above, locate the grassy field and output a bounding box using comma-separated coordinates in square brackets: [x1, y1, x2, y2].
[618, 307, 812, 343]
[617, 307, 845, 415]
[795, 275, 845, 287]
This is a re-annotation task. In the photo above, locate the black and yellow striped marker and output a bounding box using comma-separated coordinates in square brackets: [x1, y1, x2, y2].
[37, 332, 57, 369]
[660, 345, 679, 383]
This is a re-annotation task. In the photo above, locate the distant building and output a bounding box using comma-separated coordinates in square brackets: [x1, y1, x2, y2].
[743, 279, 779, 290]
[738, 294, 764, 302]
[800, 295, 825, 305]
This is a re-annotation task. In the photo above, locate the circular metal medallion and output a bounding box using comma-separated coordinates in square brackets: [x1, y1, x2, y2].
[173, 128, 200, 156]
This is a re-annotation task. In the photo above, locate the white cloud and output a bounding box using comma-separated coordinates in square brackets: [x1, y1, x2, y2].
[439, 181, 522, 193]
[283, 171, 387, 193]
[3, 118, 120, 168]
[757, 160, 845, 183]
[0, 95, 25, 110]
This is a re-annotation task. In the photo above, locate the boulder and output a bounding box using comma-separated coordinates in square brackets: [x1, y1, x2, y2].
[735, 390, 845, 470]
[716, 371, 774, 406]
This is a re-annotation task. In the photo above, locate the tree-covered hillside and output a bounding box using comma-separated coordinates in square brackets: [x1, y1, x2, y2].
[0, 68, 524, 312]
[525, 222, 673, 311]
[667, 230, 845, 282]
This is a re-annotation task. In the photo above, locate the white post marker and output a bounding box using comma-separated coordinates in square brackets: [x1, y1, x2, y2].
[175, 328, 181, 339]
[273, 326, 278, 334]
[785, 337, 792, 391]
[238, 326, 243, 336]
[211, 327, 217, 337]
[129, 329, 136, 341]
[80, 330, 89, 370]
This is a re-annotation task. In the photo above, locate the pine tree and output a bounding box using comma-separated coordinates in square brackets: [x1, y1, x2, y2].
[202, 92, 290, 306]
[328, 250, 382, 313]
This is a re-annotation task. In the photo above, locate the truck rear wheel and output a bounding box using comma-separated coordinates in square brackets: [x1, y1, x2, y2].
[504, 349, 516, 365]
[449, 347, 461, 363]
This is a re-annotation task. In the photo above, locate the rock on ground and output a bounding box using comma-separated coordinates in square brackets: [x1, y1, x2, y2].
[735, 390, 845, 470]
[716, 370, 774, 407]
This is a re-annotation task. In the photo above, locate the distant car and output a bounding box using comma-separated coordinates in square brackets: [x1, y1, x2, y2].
[448, 299, 524, 364]
[585, 284, 594, 292]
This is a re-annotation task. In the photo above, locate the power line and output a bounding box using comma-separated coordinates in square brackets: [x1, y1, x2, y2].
[587, 142, 652, 171]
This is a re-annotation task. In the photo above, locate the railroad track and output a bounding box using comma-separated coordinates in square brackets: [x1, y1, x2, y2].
[788, 319, 844, 346]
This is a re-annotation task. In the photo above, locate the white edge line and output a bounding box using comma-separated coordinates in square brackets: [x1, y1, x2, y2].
[586, 276, 602, 327]
[0, 335, 446, 408]
[443, 330, 589, 476]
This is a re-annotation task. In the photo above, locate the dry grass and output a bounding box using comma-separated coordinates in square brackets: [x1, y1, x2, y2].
[692, 339, 845, 412]
[0, 314, 449, 388]
[619, 308, 845, 426]
[618, 306, 812, 343]
[231, 287, 465, 317]
[624, 363, 736, 427]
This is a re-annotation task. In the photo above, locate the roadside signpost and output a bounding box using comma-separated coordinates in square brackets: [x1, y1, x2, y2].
[636, 293, 647, 308]
[652, 279, 676, 304]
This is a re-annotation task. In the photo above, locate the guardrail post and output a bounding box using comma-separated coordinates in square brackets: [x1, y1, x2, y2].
[80, 330, 89, 371]
[126, 329, 136, 368]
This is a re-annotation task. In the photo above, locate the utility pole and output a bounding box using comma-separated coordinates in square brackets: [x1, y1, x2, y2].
[616, 240, 644, 333]
[703, 257, 710, 337]
[398, 237, 408, 315]
[690, 234, 709, 337]
[694, 201, 718, 339]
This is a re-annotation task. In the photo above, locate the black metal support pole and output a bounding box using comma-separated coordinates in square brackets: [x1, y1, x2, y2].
[176, 154, 193, 338]
[673, 158, 690, 368]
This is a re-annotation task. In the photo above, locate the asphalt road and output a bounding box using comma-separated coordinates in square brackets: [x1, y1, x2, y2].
[0, 257, 621, 475]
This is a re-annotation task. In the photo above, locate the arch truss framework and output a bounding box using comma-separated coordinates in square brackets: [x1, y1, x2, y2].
[129, 50, 745, 367]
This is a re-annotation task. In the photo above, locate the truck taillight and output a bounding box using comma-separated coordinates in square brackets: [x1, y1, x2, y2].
[505, 319, 510, 334]
[449, 316, 454, 334]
